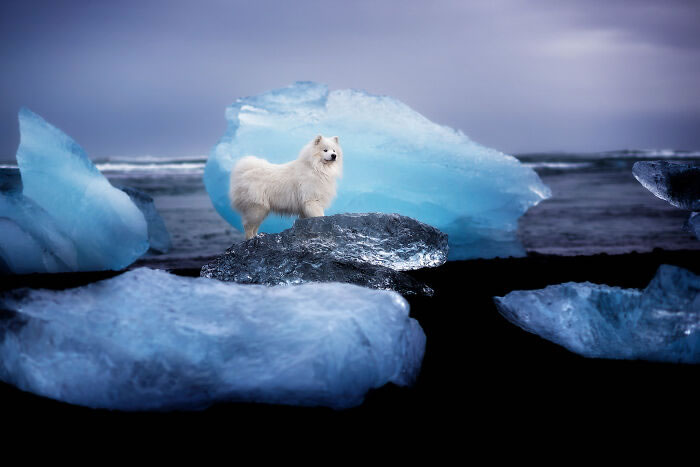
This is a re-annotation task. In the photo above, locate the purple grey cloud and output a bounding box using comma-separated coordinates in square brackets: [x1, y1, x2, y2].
[1, 0, 699, 159]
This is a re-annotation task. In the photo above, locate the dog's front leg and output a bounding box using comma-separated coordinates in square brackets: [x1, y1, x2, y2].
[302, 201, 324, 218]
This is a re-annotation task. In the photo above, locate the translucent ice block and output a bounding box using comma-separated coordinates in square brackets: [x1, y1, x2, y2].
[0, 268, 426, 410]
[15, 108, 148, 270]
[494, 265, 700, 363]
[204, 82, 550, 259]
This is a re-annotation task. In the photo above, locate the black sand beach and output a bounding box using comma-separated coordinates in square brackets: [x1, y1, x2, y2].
[3, 249, 698, 433]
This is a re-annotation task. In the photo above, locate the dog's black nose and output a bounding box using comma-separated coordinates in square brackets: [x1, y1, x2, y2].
[331, 154, 337, 161]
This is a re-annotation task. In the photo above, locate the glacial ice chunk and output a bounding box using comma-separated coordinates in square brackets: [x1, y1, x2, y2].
[0, 268, 426, 410]
[633, 161, 700, 211]
[119, 186, 172, 254]
[13, 108, 148, 270]
[0, 192, 78, 274]
[204, 82, 551, 260]
[0, 173, 171, 270]
[201, 213, 447, 295]
[494, 265, 700, 363]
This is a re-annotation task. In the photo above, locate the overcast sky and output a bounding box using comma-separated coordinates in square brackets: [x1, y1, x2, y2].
[1, 0, 699, 159]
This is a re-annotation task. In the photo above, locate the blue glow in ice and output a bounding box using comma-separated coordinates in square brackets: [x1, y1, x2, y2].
[14, 108, 148, 271]
[204, 82, 550, 260]
[494, 265, 700, 363]
[0, 268, 426, 410]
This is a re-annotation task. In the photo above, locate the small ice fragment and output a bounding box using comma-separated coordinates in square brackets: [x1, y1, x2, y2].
[633, 161, 700, 211]
[494, 265, 700, 363]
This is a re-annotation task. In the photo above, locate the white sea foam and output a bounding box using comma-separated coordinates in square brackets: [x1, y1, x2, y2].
[523, 162, 593, 170]
[102, 155, 208, 163]
[603, 149, 700, 159]
[96, 162, 205, 173]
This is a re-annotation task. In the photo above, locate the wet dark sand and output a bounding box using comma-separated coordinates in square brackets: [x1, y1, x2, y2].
[2, 249, 699, 434]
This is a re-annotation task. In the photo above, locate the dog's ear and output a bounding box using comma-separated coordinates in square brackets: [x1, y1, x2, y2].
[314, 135, 323, 146]
[332, 136, 339, 144]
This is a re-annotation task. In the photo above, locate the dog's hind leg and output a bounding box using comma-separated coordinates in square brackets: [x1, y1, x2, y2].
[242, 205, 269, 239]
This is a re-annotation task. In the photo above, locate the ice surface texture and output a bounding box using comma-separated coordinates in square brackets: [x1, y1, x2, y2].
[0, 109, 152, 273]
[204, 82, 550, 260]
[201, 213, 447, 295]
[633, 161, 700, 211]
[494, 265, 700, 363]
[0, 268, 426, 410]
[119, 186, 172, 254]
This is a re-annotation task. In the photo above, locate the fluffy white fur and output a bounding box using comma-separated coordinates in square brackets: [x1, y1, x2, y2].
[230, 135, 343, 239]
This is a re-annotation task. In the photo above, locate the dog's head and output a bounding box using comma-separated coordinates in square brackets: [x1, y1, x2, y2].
[304, 135, 343, 177]
[313, 135, 342, 163]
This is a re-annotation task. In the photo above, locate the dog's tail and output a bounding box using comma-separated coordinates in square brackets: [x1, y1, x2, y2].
[232, 155, 277, 177]
[233, 156, 260, 173]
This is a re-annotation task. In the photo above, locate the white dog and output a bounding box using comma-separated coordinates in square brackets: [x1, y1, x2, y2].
[230, 135, 343, 239]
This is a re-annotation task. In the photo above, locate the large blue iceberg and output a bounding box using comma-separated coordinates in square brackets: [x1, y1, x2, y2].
[204, 82, 550, 259]
[0, 109, 150, 273]
[0, 268, 426, 410]
[494, 265, 700, 363]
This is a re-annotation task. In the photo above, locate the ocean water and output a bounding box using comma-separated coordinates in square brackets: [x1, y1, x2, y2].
[2, 149, 699, 269]
[96, 156, 244, 269]
[518, 150, 700, 255]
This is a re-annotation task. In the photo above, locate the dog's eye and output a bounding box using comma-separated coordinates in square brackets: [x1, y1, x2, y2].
[324, 149, 328, 152]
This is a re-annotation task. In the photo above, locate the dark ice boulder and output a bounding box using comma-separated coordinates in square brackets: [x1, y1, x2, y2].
[632, 161, 700, 211]
[118, 186, 172, 254]
[201, 213, 448, 296]
[0, 268, 425, 410]
[494, 265, 700, 363]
